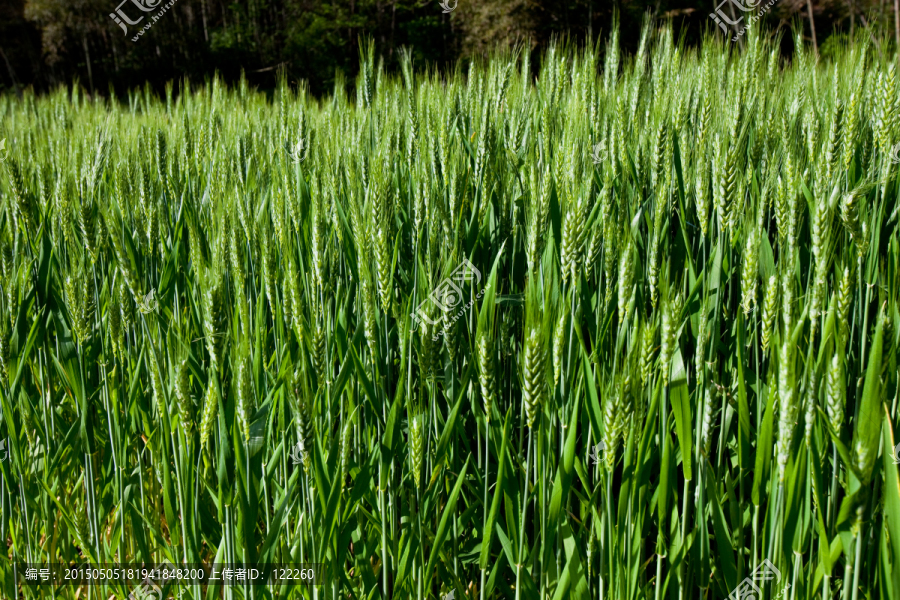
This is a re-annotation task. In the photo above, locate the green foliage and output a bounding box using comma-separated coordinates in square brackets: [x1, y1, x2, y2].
[0, 20, 899, 600]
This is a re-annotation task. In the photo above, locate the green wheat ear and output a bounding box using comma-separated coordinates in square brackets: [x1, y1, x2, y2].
[236, 356, 253, 443]
[522, 328, 542, 428]
[0, 324, 9, 384]
[477, 329, 496, 418]
[199, 377, 218, 451]
[408, 414, 424, 490]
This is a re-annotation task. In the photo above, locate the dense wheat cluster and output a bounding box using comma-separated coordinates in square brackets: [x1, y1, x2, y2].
[0, 22, 899, 600]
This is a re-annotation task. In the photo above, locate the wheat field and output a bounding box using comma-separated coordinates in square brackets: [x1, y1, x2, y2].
[0, 21, 898, 600]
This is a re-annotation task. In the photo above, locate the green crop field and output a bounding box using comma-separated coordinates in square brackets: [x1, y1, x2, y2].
[0, 20, 898, 600]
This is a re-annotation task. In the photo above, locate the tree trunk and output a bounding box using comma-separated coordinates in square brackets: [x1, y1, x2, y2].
[728, 2, 743, 50]
[807, 0, 818, 55]
[350, 0, 356, 52]
[390, 1, 396, 59]
[378, 1, 385, 51]
[588, 1, 592, 42]
[0, 46, 21, 97]
[82, 35, 94, 95]
[894, 0, 900, 54]
[202, 0, 209, 43]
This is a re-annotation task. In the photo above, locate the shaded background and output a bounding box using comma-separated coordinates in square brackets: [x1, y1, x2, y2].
[0, 0, 897, 97]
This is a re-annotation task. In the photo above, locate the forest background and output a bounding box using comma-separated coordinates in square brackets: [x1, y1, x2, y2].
[2, 0, 899, 97]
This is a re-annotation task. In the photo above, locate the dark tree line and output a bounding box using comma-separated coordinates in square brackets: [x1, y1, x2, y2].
[1, 0, 899, 97]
